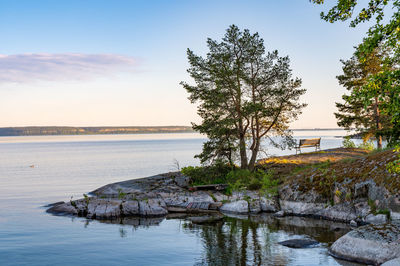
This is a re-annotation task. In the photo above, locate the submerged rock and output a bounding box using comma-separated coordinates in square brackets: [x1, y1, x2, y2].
[330, 221, 400, 265]
[278, 239, 319, 248]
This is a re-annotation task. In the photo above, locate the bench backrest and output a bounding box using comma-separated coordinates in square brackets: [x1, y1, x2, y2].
[299, 138, 321, 147]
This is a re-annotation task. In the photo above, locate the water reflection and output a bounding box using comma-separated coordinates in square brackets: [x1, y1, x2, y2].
[77, 213, 356, 265]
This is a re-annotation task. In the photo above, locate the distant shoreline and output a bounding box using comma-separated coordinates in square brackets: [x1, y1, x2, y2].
[0, 126, 194, 136]
[0, 126, 344, 136]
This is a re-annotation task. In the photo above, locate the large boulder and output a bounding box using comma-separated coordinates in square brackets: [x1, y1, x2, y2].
[330, 221, 400, 265]
[220, 200, 249, 214]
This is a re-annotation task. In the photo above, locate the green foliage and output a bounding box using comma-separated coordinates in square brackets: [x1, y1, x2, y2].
[342, 137, 356, 148]
[387, 146, 400, 173]
[181, 163, 235, 186]
[117, 189, 127, 200]
[181, 25, 306, 169]
[83, 193, 89, 205]
[182, 164, 279, 196]
[368, 198, 377, 214]
[313, 0, 400, 146]
[357, 140, 375, 151]
[226, 169, 278, 196]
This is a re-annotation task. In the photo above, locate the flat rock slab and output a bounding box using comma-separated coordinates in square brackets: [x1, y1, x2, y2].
[278, 239, 319, 248]
[330, 221, 400, 265]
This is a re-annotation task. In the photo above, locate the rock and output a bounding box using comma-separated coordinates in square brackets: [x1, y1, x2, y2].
[350, 220, 357, 227]
[121, 200, 140, 215]
[330, 221, 400, 265]
[138, 198, 168, 217]
[174, 175, 190, 188]
[248, 199, 261, 214]
[315, 203, 357, 222]
[260, 197, 279, 212]
[365, 213, 388, 224]
[392, 211, 400, 220]
[278, 239, 319, 248]
[187, 214, 224, 224]
[87, 199, 121, 219]
[273, 210, 285, 217]
[46, 202, 77, 215]
[382, 257, 400, 266]
[220, 200, 249, 214]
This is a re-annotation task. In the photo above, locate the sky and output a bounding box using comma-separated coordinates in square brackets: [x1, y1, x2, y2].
[0, 0, 374, 128]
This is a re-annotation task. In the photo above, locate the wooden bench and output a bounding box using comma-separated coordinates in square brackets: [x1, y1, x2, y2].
[295, 138, 321, 154]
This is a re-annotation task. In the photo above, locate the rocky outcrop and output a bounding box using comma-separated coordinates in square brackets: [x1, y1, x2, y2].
[330, 221, 400, 265]
[47, 172, 279, 219]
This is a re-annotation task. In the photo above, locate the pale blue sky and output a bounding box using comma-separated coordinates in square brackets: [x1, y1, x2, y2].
[0, 0, 373, 128]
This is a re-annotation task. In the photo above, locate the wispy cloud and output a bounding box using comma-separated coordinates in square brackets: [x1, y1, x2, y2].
[0, 53, 138, 84]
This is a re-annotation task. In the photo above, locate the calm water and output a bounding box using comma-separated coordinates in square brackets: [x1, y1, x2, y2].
[0, 131, 359, 265]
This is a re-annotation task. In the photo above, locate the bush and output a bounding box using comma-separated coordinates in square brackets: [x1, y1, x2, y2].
[182, 164, 279, 196]
[181, 162, 235, 185]
[226, 169, 278, 196]
[387, 146, 400, 174]
[342, 137, 356, 148]
[357, 140, 374, 151]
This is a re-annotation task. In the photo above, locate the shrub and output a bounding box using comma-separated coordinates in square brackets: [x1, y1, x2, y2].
[357, 140, 374, 151]
[226, 169, 278, 196]
[181, 162, 235, 185]
[387, 146, 400, 174]
[342, 137, 356, 148]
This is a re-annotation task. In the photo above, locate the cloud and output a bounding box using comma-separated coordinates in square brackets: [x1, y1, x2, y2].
[0, 53, 138, 84]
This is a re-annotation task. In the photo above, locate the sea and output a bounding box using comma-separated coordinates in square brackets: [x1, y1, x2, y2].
[0, 130, 361, 265]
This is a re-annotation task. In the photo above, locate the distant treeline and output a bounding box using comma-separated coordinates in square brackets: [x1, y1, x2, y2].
[0, 126, 194, 136]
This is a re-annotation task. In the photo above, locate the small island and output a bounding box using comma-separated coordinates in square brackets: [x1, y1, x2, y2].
[48, 147, 400, 265]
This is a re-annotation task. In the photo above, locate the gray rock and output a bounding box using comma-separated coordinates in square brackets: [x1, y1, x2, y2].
[248, 199, 261, 213]
[138, 198, 167, 217]
[260, 197, 279, 212]
[87, 199, 122, 219]
[46, 202, 77, 215]
[382, 258, 400, 266]
[279, 239, 319, 248]
[187, 214, 224, 224]
[220, 200, 249, 214]
[174, 174, 190, 188]
[365, 213, 388, 224]
[121, 200, 139, 215]
[350, 220, 357, 227]
[330, 221, 400, 265]
[273, 210, 285, 217]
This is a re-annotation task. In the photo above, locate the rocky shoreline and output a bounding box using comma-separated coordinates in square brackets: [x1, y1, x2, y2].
[47, 170, 400, 265]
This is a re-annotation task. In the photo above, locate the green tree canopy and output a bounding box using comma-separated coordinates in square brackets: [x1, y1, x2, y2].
[313, 0, 400, 145]
[181, 25, 306, 170]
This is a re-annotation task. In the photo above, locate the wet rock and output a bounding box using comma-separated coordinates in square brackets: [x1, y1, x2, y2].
[260, 197, 279, 212]
[365, 213, 388, 224]
[350, 220, 357, 227]
[87, 199, 121, 219]
[138, 198, 167, 217]
[278, 239, 319, 248]
[330, 221, 400, 265]
[121, 200, 139, 215]
[248, 199, 261, 213]
[46, 202, 77, 215]
[273, 210, 285, 217]
[315, 203, 357, 222]
[220, 200, 249, 214]
[187, 214, 224, 224]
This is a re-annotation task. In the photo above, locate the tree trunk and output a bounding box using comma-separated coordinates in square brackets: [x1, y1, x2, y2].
[248, 141, 260, 171]
[239, 135, 248, 169]
[374, 97, 383, 149]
